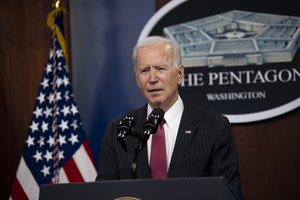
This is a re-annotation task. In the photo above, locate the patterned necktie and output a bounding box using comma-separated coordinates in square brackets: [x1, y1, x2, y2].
[150, 120, 167, 179]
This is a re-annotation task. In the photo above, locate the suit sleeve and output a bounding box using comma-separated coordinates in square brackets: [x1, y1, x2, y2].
[210, 115, 241, 195]
[95, 121, 119, 181]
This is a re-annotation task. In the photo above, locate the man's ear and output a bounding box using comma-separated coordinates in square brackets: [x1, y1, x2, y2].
[178, 64, 184, 84]
[135, 73, 141, 89]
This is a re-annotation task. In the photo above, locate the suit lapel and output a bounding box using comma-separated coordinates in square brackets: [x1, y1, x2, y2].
[168, 105, 197, 177]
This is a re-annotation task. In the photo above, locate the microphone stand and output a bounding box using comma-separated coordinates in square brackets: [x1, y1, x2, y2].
[129, 127, 159, 179]
[130, 131, 144, 179]
[131, 142, 142, 179]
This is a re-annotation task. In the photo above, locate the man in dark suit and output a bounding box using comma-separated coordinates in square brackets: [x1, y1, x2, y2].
[96, 36, 241, 195]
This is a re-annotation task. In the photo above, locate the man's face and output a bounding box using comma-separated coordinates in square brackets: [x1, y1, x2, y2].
[135, 43, 184, 111]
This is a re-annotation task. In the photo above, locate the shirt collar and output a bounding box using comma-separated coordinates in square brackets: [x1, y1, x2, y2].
[147, 95, 184, 126]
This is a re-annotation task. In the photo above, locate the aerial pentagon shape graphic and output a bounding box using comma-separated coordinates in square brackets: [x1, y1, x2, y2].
[163, 10, 300, 67]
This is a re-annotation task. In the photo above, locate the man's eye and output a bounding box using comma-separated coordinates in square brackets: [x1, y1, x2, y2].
[157, 66, 167, 71]
[140, 69, 149, 73]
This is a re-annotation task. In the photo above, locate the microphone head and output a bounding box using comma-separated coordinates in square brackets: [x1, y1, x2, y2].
[143, 108, 165, 133]
[117, 115, 135, 133]
[117, 114, 135, 152]
[152, 108, 165, 119]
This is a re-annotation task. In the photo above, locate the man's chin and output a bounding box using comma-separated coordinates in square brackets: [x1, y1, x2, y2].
[149, 100, 163, 108]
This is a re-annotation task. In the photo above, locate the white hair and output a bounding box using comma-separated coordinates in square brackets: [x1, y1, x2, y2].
[132, 36, 182, 68]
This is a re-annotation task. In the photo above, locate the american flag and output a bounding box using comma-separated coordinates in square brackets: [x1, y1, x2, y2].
[9, 6, 97, 200]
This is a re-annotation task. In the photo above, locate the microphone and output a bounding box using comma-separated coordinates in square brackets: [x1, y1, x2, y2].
[117, 114, 135, 152]
[142, 108, 165, 146]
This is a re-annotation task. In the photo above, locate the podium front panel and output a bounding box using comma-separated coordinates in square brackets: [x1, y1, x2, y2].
[39, 177, 238, 200]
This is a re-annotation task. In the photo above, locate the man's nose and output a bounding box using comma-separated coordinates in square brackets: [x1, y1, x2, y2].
[149, 68, 157, 81]
[149, 68, 158, 82]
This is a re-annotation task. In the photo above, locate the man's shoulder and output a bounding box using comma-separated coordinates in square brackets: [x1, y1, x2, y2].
[184, 103, 229, 122]
[110, 105, 147, 123]
[127, 104, 147, 117]
[183, 104, 232, 136]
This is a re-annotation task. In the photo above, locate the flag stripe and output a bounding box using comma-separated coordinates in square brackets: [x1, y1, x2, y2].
[58, 168, 70, 183]
[73, 142, 97, 181]
[63, 157, 84, 182]
[16, 157, 40, 200]
[10, 178, 28, 200]
[83, 139, 96, 166]
[49, 167, 70, 184]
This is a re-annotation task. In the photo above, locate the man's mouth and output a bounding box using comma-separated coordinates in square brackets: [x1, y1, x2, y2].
[148, 89, 162, 93]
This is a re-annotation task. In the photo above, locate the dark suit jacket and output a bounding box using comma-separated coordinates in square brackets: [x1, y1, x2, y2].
[96, 104, 241, 194]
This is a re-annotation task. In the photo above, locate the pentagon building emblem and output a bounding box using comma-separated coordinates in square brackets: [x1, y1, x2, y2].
[163, 10, 300, 67]
[139, 2, 300, 123]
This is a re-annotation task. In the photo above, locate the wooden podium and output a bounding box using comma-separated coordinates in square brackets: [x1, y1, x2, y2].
[39, 177, 241, 200]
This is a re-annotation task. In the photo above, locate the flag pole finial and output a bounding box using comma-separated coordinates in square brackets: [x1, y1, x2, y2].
[54, 0, 60, 9]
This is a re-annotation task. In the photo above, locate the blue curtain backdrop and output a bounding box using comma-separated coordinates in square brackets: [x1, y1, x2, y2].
[69, 0, 155, 167]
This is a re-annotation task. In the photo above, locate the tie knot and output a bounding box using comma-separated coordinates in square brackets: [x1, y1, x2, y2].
[160, 119, 166, 126]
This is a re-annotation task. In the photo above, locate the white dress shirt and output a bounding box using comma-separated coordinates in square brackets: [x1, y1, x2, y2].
[147, 95, 184, 170]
